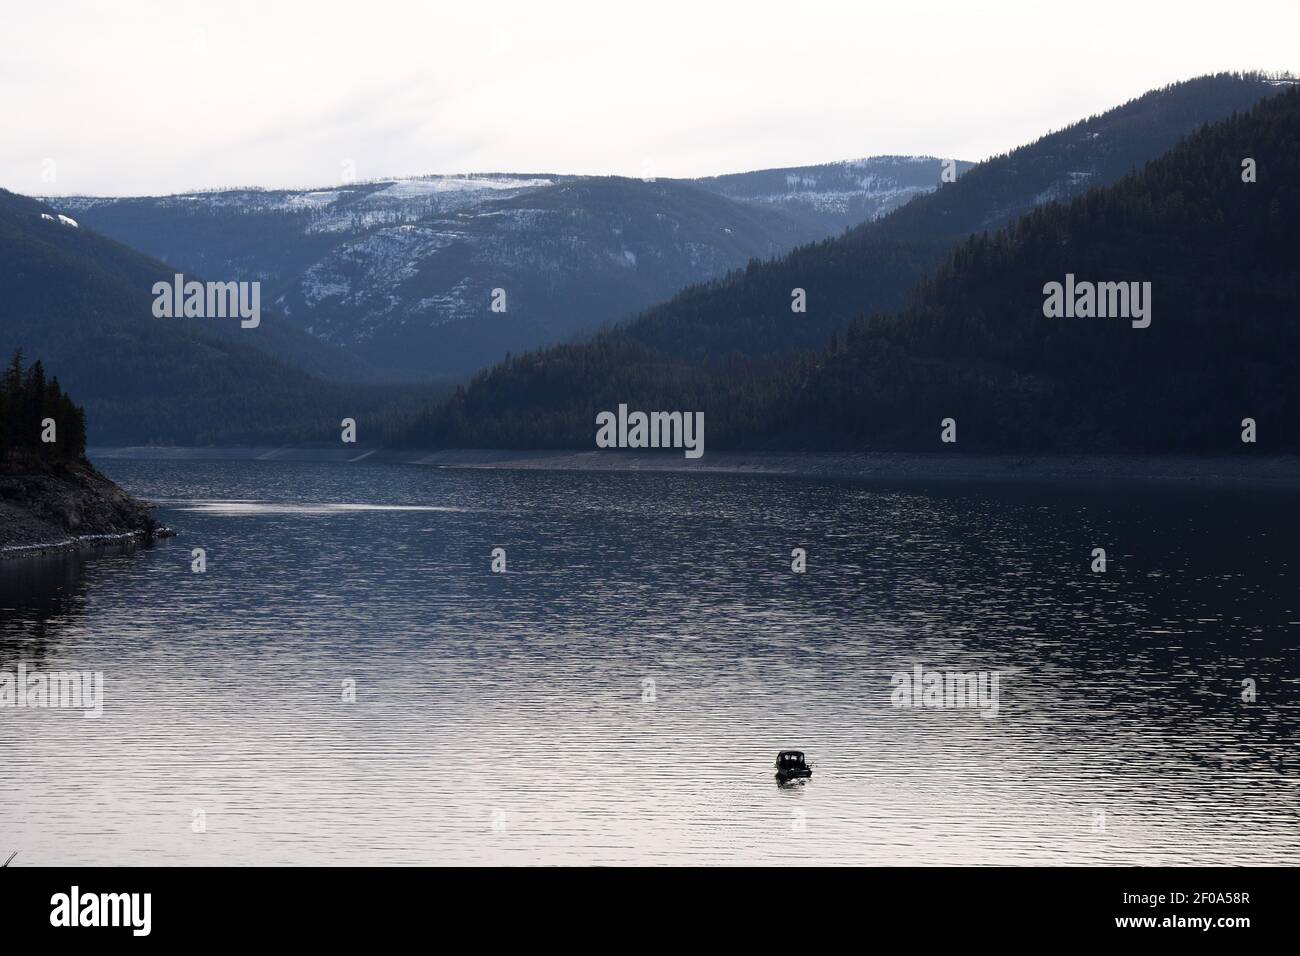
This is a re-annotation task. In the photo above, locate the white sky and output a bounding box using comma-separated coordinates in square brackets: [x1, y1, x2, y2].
[3, 0, 1296, 196]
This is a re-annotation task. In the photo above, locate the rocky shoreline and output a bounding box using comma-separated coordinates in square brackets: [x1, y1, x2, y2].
[0, 458, 171, 559]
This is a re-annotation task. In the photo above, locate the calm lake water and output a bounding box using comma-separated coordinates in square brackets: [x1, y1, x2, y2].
[2, 458, 1298, 865]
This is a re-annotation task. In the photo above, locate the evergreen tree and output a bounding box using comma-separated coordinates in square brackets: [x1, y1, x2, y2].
[0, 352, 88, 463]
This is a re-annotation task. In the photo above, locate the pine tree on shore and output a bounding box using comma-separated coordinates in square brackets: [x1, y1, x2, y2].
[0, 351, 87, 463]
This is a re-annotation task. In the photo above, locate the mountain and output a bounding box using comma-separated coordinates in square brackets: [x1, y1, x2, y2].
[390, 75, 1300, 453]
[861, 74, 1297, 242]
[757, 83, 1300, 452]
[598, 72, 1292, 363]
[270, 176, 822, 376]
[0, 188, 426, 445]
[390, 73, 1285, 398]
[691, 156, 969, 233]
[47, 159, 956, 379]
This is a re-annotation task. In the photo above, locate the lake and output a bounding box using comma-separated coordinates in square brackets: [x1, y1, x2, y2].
[2, 458, 1297, 865]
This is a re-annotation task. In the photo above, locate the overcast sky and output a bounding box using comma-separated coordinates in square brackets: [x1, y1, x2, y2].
[4, 0, 1296, 196]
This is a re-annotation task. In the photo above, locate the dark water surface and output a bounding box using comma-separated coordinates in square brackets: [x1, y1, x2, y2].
[2, 459, 1297, 864]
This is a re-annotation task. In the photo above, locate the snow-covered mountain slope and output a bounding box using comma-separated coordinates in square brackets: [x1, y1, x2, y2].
[691, 156, 972, 232]
[51, 159, 953, 379]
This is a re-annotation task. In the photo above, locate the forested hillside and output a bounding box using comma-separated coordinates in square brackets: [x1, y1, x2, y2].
[590, 72, 1286, 363]
[0, 190, 430, 444]
[53, 160, 948, 379]
[392, 81, 1300, 454]
[760, 85, 1300, 452]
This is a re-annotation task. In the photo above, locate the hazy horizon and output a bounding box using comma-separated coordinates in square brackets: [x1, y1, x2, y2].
[4, 0, 1297, 197]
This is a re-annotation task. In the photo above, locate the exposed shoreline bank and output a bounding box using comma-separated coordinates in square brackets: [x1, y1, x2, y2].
[89, 446, 1300, 486]
[0, 459, 171, 560]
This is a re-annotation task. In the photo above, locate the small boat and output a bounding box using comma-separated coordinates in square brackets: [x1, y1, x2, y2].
[775, 750, 812, 781]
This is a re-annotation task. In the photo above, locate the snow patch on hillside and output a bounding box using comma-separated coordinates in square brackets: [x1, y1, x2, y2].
[375, 176, 552, 199]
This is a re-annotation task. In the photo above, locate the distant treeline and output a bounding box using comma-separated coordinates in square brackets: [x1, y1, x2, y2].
[0, 351, 87, 462]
